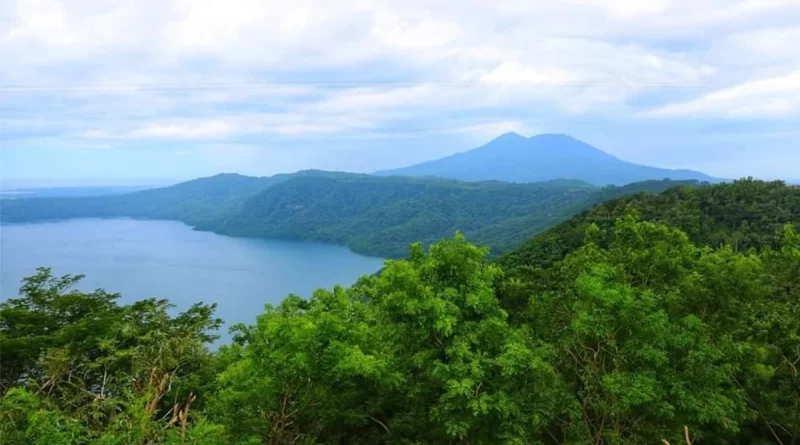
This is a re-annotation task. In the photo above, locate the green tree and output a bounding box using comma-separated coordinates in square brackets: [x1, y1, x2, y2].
[210, 234, 565, 444]
[0, 269, 225, 444]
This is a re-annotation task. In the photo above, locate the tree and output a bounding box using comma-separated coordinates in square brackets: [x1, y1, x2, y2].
[0, 269, 224, 444]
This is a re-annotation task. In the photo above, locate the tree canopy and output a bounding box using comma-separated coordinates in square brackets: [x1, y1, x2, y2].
[501, 178, 800, 271]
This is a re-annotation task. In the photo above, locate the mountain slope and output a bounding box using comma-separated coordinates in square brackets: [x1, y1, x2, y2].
[201, 174, 598, 257]
[376, 133, 717, 186]
[499, 178, 800, 271]
[202, 175, 703, 257]
[0, 173, 273, 226]
[0, 170, 352, 226]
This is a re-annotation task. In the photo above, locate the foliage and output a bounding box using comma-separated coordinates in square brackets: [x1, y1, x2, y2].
[500, 178, 800, 272]
[207, 235, 567, 444]
[0, 269, 224, 444]
[202, 217, 798, 444]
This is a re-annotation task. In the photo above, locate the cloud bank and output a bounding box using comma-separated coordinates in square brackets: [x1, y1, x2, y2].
[1, 0, 799, 183]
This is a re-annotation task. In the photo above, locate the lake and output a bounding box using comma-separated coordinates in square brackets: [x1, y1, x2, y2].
[0, 219, 385, 337]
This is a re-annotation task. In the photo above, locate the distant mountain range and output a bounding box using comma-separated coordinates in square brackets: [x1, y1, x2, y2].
[376, 133, 719, 186]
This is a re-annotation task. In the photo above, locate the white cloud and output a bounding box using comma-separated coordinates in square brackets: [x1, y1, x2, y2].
[128, 122, 236, 139]
[371, 10, 464, 50]
[455, 120, 536, 141]
[1, 0, 799, 179]
[566, 0, 670, 18]
[644, 72, 800, 118]
[3, 0, 775, 88]
[311, 85, 437, 114]
[480, 63, 581, 84]
[708, 26, 800, 69]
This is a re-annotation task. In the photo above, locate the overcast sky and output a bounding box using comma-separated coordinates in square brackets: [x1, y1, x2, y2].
[1, 0, 799, 185]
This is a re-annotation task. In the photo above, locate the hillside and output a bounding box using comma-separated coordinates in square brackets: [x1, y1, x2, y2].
[0, 173, 267, 227]
[200, 176, 703, 257]
[0, 171, 704, 258]
[376, 132, 718, 186]
[0, 170, 349, 227]
[500, 178, 800, 271]
[202, 174, 599, 257]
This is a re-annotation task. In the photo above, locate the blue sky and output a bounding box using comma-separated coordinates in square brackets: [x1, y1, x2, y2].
[1, 0, 799, 186]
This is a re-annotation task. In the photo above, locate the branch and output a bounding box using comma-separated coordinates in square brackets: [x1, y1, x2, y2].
[369, 414, 391, 434]
[764, 420, 786, 445]
[100, 368, 108, 399]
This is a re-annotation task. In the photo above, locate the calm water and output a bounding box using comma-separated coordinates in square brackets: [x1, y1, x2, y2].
[0, 219, 384, 336]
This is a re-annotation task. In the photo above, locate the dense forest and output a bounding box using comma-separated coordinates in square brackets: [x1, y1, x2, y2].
[0, 171, 703, 258]
[203, 175, 707, 257]
[501, 178, 800, 270]
[2, 179, 798, 444]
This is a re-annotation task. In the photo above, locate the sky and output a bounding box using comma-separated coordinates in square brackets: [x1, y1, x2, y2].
[1, 0, 799, 186]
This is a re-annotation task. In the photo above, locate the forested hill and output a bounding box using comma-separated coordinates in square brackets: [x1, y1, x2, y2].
[0, 170, 349, 226]
[376, 133, 718, 185]
[203, 175, 707, 257]
[0, 170, 705, 258]
[0, 173, 269, 226]
[500, 178, 800, 271]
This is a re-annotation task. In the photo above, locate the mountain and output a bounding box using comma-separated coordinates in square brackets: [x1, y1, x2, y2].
[499, 178, 800, 272]
[0, 170, 350, 227]
[0, 173, 270, 227]
[1, 168, 706, 258]
[376, 132, 718, 186]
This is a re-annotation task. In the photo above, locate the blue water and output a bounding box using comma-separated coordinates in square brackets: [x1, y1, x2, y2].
[0, 219, 384, 336]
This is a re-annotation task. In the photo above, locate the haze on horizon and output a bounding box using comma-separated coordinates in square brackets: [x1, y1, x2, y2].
[1, 0, 799, 186]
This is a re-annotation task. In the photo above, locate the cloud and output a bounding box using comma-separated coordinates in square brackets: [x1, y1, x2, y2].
[480, 63, 581, 84]
[643, 72, 800, 118]
[128, 122, 236, 139]
[1, 0, 799, 180]
[712, 26, 800, 65]
[566, 0, 670, 18]
[453, 120, 537, 141]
